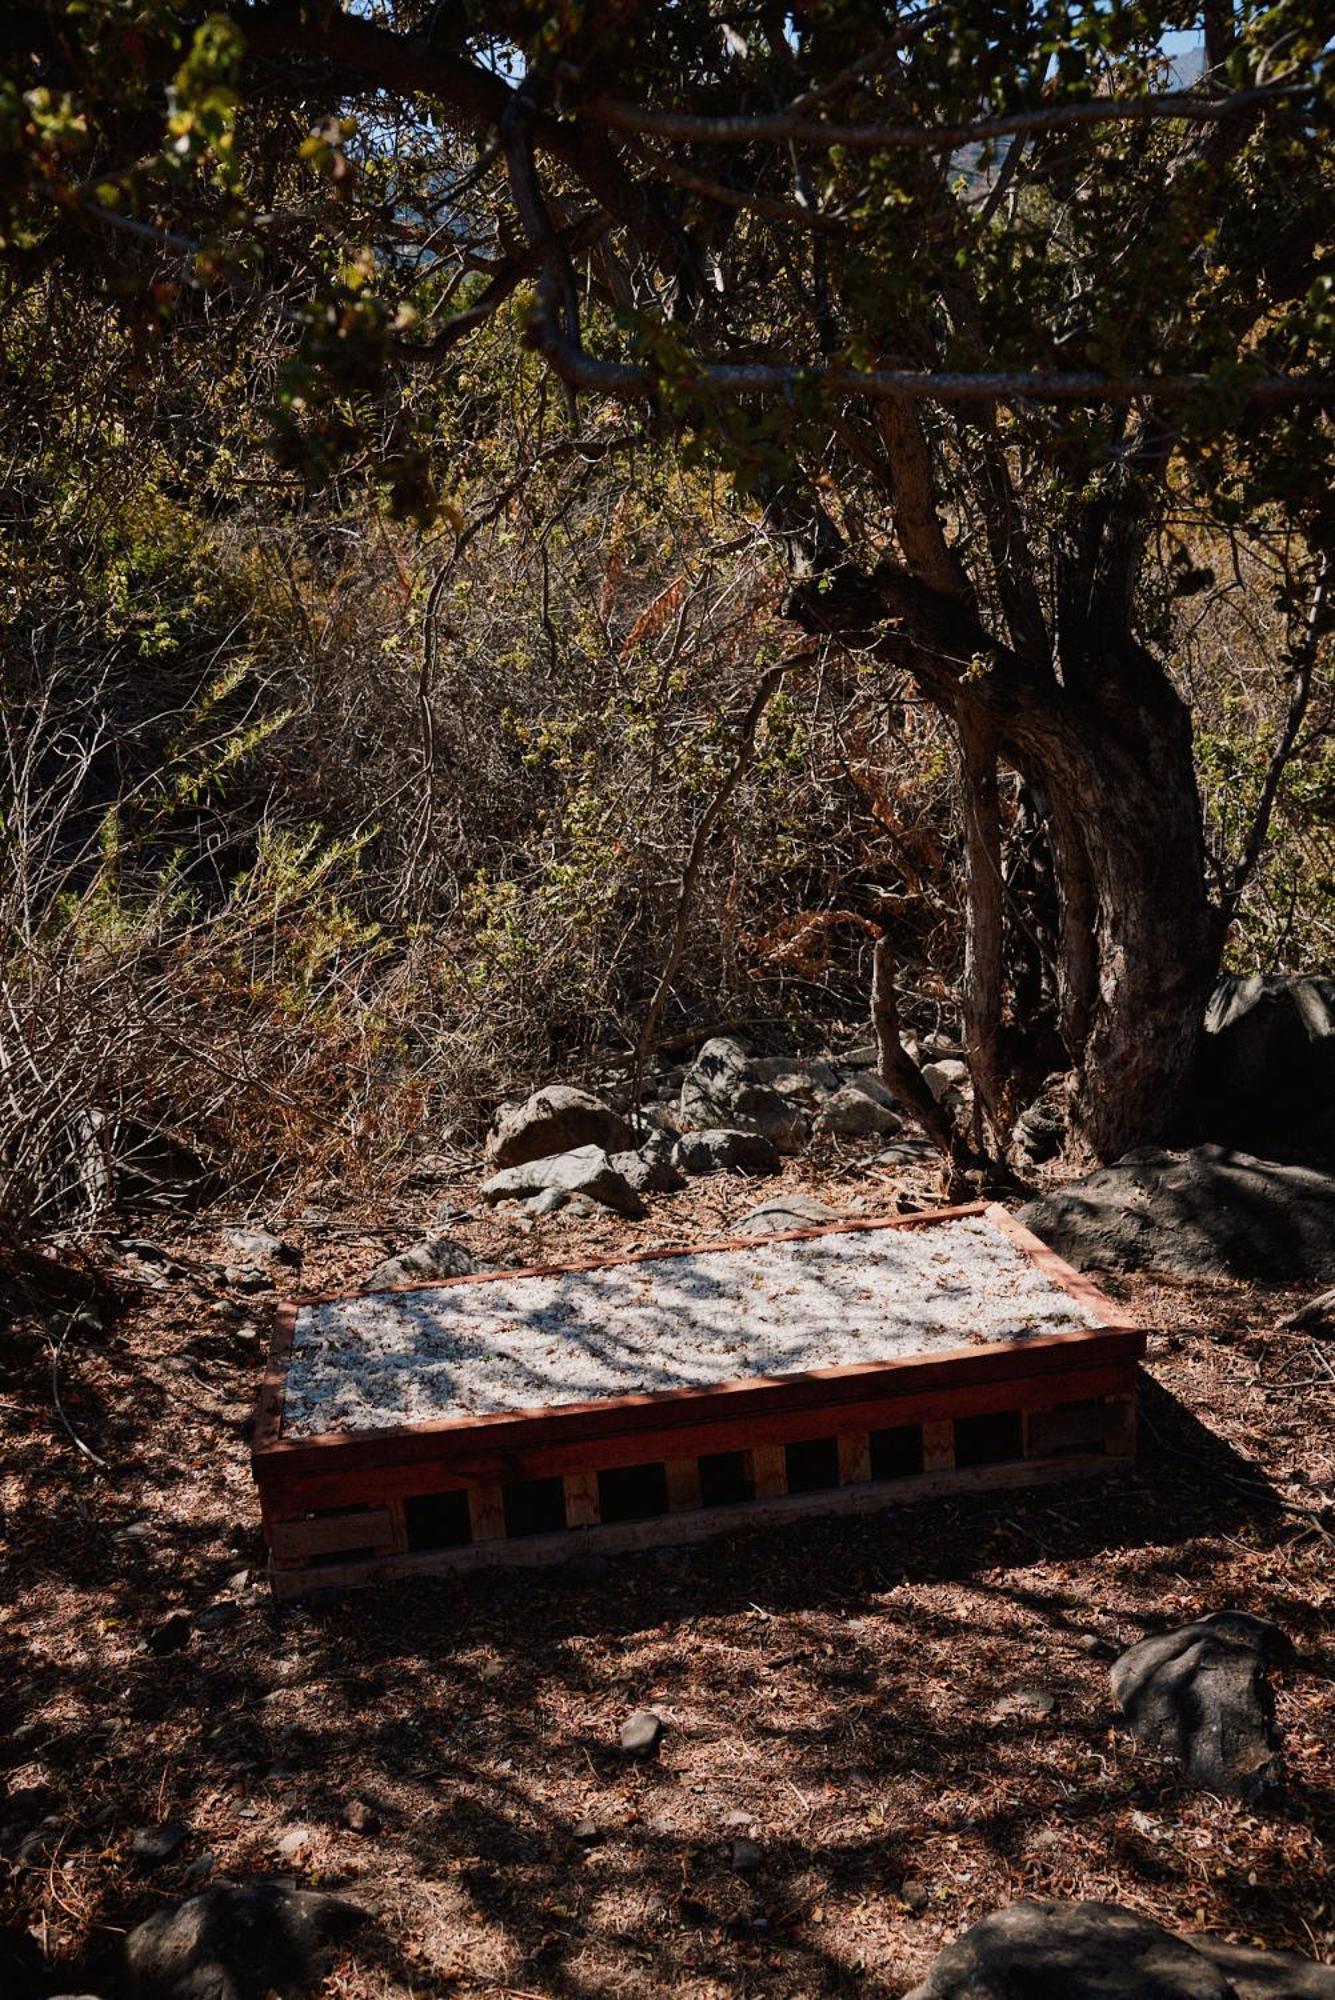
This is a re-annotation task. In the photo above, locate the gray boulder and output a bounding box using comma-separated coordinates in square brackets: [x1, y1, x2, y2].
[678, 1038, 808, 1151]
[223, 1228, 298, 1267]
[609, 1149, 685, 1194]
[124, 1881, 369, 2000]
[735, 1194, 843, 1237]
[1019, 1145, 1335, 1283]
[922, 1058, 970, 1104]
[813, 1077, 903, 1139]
[1111, 1611, 1294, 1802]
[673, 1128, 781, 1178]
[367, 1236, 479, 1290]
[1190, 1937, 1335, 1999]
[486, 1084, 634, 1169]
[748, 1054, 841, 1102]
[904, 1901, 1243, 1999]
[1195, 974, 1335, 1162]
[480, 1146, 646, 1217]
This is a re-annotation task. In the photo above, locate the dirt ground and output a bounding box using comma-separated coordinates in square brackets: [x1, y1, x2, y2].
[3, 1154, 1333, 1997]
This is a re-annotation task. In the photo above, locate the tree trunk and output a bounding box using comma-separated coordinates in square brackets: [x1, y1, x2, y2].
[1033, 683, 1224, 1160]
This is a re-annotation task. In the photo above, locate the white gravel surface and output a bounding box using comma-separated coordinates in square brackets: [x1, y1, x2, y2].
[281, 1214, 1107, 1438]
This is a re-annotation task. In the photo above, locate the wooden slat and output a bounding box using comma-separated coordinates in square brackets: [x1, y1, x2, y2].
[268, 1451, 1128, 1598]
[269, 1510, 396, 1563]
[1028, 1399, 1133, 1459]
[257, 1358, 1140, 1515]
[922, 1418, 955, 1471]
[665, 1458, 702, 1511]
[467, 1483, 506, 1542]
[564, 1470, 601, 1528]
[751, 1443, 787, 1499]
[838, 1433, 872, 1485]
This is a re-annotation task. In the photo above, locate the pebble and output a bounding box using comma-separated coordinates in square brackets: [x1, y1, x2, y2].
[147, 1611, 192, 1655]
[225, 1228, 299, 1266]
[183, 1850, 216, 1886]
[730, 1838, 762, 1872]
[620, 1710, 664, 1760]
[223, 1266, 273, 1293]
[130, 1821, 189, 1866]
[901, 1878, 930, 1911]
[274, 1826, 313, 1860]
[574, 1818, 601, 1845]
[342, 1799, 380, 1835]
[989, 1686, 1057, 1722]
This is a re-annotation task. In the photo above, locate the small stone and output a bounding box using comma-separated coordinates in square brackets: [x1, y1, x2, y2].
[148, 1611, 191, 1655]
[342, 1799, 380, 1835]
[901, 1878, 931, 1911]
[224, 1228, 298, 1266]
[525, 1187, 570, 1216]
[225, 1569, 251, 1594]
[989, 1686, 1057, 1723]
[130, 1820, 189, 1866]
[620, 1709, 664, 1759]
[1078, 1632, 1113, 1656]
[195, 1601, 239, 1634]
[573, 1818, 601, 1845]
[183, 1851, 216, 1886]
[367, 1235, 480, 1290]
[222, 1265, 273, 1293]
[730, 1838, 762, 1872]
[275, 1825, 313, 1860]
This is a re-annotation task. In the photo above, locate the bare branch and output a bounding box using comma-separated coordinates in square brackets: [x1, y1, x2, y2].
[585, 79, 1318, 152]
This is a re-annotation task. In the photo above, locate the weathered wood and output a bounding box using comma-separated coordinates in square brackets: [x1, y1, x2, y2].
[269, 1510, 397, 1564]
[564, 1469, 601, 1528]
[922, 1418, 955, 1471]
[1027, 1398, 1134, 1458]
[268, 1451, 1128, 1598]
[838, 1433, 872, 1485]
[751, 1443, 787, 1499]
[467, 1483, 507, 1542]
[666, 1457, 703, 1510]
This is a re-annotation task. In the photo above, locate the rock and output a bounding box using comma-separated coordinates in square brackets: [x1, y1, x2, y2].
[1190, 1936, 1335, 1999]
[875, 1137, 939, 1166]
[274, 1826, 314, 1861]
[1111, 1611, 1294, 1802]
[182, 1853, 216, 1887]
[729, 1838, 762, 1872]
[195, 1601, 239, 1634]
[921, 1058, 970, 1103]
[342, 1799, 380, 1835]
[147, 1612, 191, 1655]
[224, 1229, 298, 1267]
[619, 1709, 664, 1759]
[672, 1128, 781, 1178]
[487, 1085, 634, 1169]
[573, 1817, 601, 1845]
[989, 1686, 1057, 1723]
[123, 1881, 369, 2000]
[900, 1879, 931, 1912]
[813, 1079, 903, 1139]
[481, 1147, 646, 1218]
[678, 1038, 808, 1151]
[734, 1193, 842, 1237]
[523, 1187, 569, 1217]
[610, 1149, 685, 1194]
[1195, 974, 1335, 1163]
[748, 1055, 841, 1102]
[1012, 1074, 1070, 1165]
[1019, 1146, 1335, 1284]
[222, 1266, 272, 1294]
[130, 1821, 190, 1867]
[902, 1901, 1236, 2000]
[367, 1236, 479, 1290]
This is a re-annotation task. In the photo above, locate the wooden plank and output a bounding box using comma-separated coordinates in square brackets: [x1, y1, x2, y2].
[269, 1510, 396, 1563]
[665, 1458, 702, 1511]
[467, 1483, 506, 1542]
[252, 1335, 1144, 1501]
[1028, 1398, 1134, 1459]
[922, 1418, 955, 1471]
[837, 1433, 872, 1485]
[564, 1470, 601, 1528]
[267, 1451, 1128, 1598]
[751, 1443, 787, 1499]
[256, 1359, 1141, 1516]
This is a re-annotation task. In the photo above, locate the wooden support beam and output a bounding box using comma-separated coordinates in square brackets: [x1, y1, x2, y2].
[751, 1443, 787, 1499]
[922, 1418, 955, 1471]
[467, 1483, 506, 1542]
[666, 1458, 702, 1511]
[564, 1469, 601, 1527]
[838, 1433, 872, 1485]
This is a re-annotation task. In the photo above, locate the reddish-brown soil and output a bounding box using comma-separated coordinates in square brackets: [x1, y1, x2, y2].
[3, 1155, 1332, 1997]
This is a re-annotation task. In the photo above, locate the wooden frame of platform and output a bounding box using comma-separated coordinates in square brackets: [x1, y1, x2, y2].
[251, 1203, 1144, 1598]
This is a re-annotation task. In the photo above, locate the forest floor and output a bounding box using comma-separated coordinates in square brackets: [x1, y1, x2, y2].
[3, 1153, 1333, 1998]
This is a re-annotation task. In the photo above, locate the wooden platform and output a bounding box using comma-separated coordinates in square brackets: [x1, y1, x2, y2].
[251, 1203, 1144, 1598]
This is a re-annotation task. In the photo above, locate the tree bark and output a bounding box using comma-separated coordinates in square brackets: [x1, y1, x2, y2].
[957, 709, 1007, 1145]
